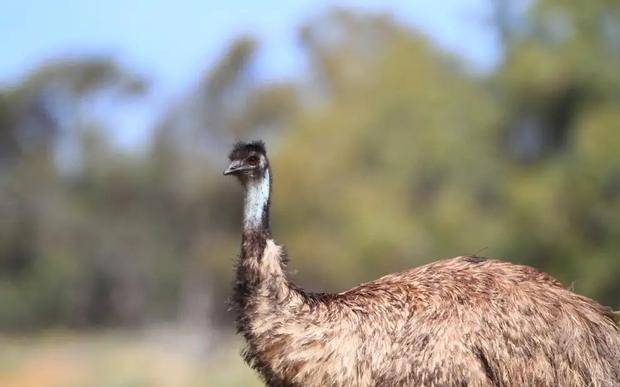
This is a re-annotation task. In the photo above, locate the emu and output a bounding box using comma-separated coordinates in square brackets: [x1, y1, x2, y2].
[224, 140, 620, 386]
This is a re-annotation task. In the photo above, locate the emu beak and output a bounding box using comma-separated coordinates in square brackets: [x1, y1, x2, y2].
[223, 160, 249, 175]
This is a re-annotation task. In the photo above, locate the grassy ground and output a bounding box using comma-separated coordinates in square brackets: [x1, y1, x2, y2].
[0, 329, 262, 387]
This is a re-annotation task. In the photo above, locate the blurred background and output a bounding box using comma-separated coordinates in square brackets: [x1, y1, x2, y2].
[1, 0, 619, 386]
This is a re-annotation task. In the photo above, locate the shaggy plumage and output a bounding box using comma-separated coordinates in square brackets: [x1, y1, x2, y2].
[224, 141, 620, 387]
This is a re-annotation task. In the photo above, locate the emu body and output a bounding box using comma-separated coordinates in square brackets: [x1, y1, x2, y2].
[225, 141, 620, 387]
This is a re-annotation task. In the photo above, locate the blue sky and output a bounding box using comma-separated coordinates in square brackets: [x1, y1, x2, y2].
[0, 0, 501, 147]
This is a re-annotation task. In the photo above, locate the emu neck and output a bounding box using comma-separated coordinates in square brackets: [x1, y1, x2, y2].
[235, 167, 296, 316]
[243, 169, 271, 234]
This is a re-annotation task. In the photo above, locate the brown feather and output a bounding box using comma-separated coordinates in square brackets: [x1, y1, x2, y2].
[233, 245, 620, 386]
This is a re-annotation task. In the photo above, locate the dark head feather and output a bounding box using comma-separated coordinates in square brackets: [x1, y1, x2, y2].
[229, 140, 267, 160]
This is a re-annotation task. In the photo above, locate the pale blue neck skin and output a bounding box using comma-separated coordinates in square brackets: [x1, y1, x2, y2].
[244, 169, 270, 231]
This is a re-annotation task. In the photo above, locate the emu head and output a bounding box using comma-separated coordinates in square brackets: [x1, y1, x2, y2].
[224, 140, 269, 184]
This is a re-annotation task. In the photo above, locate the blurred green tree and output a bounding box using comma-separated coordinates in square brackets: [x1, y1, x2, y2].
[0, 58, 148, 328]
[1, 1, 618, 332]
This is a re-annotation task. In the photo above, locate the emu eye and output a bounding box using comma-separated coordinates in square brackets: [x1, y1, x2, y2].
[247, 156, 259, 166]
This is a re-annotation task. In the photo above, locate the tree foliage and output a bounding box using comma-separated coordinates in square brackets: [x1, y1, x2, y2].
[0, 1, 618, 330]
